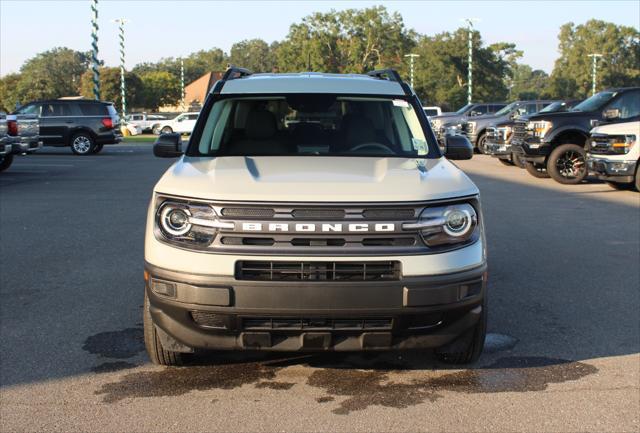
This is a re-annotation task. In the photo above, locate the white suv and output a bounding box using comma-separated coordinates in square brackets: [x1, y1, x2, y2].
[588, 120, 640, 191]
[157, 112, 199, 135]
[145, 67, 486, 365]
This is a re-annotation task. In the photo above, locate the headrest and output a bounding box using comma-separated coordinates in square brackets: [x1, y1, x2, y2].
[245, 110, 277, 140]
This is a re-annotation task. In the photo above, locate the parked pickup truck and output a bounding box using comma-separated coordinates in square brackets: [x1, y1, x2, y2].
[587, 120, 640, 191]
[430, 102, 506, 145]
[0, 114, 13, 171]
[461, 100, 556, 153]
[512, 87, 640, 184]
[125, 113, 167, 134]
[485, 100, 581, 167]
[0, 112, 41, 172]
[144, 67, 486, 366]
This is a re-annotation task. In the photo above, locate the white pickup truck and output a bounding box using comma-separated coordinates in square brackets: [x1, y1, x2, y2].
[156, 112, 199, 135]
[125, 113, 167, 134]
[588, 119, 640, 191]
[0, 112, 41, 172]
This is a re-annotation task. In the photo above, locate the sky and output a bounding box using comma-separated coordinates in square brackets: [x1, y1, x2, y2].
[1, 0, 639, 77]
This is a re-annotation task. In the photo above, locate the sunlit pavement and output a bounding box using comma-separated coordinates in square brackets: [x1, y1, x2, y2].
[1, 147, 638, 432]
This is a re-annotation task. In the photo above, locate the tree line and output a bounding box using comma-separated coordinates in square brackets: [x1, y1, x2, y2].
[1, 6, 638, 113]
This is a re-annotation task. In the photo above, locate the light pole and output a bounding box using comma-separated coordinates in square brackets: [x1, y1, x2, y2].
[404, 53, 420, 88]
[180, 58, 185, 111]
[587, 53, 603, 96]
[112, 18, 129, 117]
[462, 18, 480, 105]
[90, 0, 100, 100]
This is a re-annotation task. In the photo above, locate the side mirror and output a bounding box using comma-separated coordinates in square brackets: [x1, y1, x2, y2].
[444, 135, 473, 160]
[603, 108, 620, 120]
[153, 133, 183, 158]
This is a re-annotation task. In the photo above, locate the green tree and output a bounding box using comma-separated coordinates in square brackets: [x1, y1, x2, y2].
[509, 64, 550, 100]
[79, 67, 143, 110]
[229, 39, 276, 72]
[412, 29, 511, 110]
[14, 47, 90, 102]
[0, 73, 23, 112]
[548, 20, 640, 98]
[133, 48, 227, 85]
[137, 70, 180, 110]
[275, 6, 414, 74]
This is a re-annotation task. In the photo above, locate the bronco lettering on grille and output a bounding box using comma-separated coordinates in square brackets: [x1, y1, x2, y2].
[239, 222, 396, 233]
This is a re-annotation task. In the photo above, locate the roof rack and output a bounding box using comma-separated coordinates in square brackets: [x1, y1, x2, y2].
[366, 69, 402, 83]
[367, 68, 413, 96]
[222, 65, 253, 81]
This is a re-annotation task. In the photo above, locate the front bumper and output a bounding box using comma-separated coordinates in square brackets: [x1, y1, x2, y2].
[485, 140, 512, 158]
[587, 157, 637, 183]
[0, 142, 11, 156]
[145, 262, 487, 352]
[11, 136, 42, 154]
[511, 138, 549, 163]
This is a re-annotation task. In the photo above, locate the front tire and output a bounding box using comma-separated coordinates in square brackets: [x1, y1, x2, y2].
[161, 126, 173, 134]
[512, 152, 525, 168]
[547, 143, 587, 184]
[144, 291, 184, 366]
[92, 144, 104, 154]
[524, 161, 550, 178]
[0, 154, 14, 172]
[476, 134, 488, 154]
[436, 299, 487, 365]
[70, 133, 95, 155]
[635, 165, 640, 192]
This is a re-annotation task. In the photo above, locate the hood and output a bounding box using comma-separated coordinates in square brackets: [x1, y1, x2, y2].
[591, 120, 640, 135]
[526, 110, 590, 122]
[154, 156, 479, 202]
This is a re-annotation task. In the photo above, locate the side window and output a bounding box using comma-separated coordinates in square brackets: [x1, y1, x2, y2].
[606, 91, 640, 120]
[525, 103, 539, 115]
[188, 114, 199, 120]
[17, 104, 41, 116]
[472, 105, 488, 116]
[78, 103, 107, 116]
[41, 103, 70, 116]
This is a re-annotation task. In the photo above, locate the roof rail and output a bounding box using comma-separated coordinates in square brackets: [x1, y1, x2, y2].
[367, 68, 413, 96]
[222, 65, 253, 81]
[366, 69, 402, 83]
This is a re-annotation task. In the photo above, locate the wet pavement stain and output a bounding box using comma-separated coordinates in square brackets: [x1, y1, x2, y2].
[92, 361, 136, 374]
[255, 381, 295, 390]
[82, 328, 144, 359]
[95, 362, 281, 403]
[483, 333, 519, 353]
[307, 356, 598, 415]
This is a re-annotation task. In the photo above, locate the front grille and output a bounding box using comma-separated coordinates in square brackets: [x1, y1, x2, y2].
[221, 208, 275, 218]
[511, 120, 528, 143]
[242, 317, 393, 331]
[589, 134, 617, 154]
[362, 208, 415, 219]
[236, 260, 401, 281]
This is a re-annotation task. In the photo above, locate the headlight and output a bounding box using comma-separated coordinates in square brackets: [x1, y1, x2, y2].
[497, 126, 512, 141]
[528, 121, 553, 138]
[155, 197, 233, 248]
[467, 121, 477, 133]
[403, 203, 479, 247]
[444, 124, 462, 136]
[611, 134, 636, 154]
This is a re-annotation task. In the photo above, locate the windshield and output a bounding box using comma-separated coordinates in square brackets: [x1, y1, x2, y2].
[191, 95, 435, 158]
[571, 91, 616, 112]
[455, 104, 473, 115]
[495, 102, 519, 116]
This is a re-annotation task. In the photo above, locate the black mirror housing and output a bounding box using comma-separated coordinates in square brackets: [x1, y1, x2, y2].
[153, 133, 183, 158]
[444, 135, 473, 160]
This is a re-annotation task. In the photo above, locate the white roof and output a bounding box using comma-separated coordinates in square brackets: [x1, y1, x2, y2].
[219, 72, 406, 96]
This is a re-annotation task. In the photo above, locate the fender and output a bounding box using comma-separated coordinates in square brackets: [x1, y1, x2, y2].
[544, 125, 590, 145]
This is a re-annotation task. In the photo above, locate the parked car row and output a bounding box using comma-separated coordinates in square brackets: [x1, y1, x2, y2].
[478, 87, 640, 190]
[0, 111, 41, 172]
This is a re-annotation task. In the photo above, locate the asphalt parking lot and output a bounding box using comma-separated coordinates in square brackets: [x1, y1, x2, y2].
[1, 144, 638, 432]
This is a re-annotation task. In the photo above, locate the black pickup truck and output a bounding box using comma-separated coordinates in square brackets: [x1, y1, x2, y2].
[485, 100, 581, 167]
[512, 88, 640, 184]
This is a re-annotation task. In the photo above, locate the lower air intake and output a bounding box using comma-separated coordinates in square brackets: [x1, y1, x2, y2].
[236, 260, 401, 281]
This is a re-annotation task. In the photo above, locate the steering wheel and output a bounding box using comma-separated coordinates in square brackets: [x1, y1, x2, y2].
[349, 142, 394, 154]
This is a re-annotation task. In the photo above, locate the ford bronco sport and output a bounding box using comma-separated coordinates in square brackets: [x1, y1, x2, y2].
[144, 67, 487, 365]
